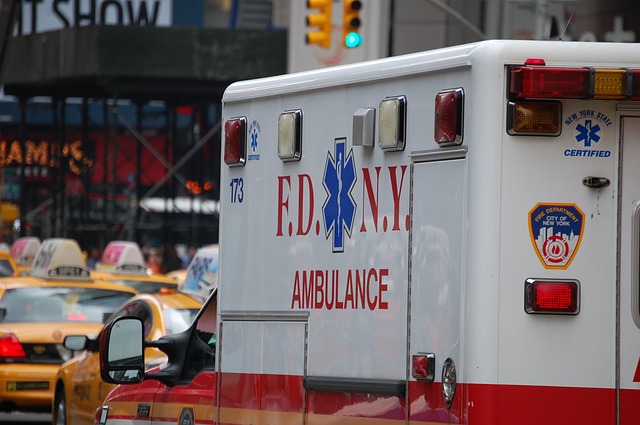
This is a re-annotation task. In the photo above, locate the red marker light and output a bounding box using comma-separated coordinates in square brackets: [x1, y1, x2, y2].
[524, 58, 546, 66]
[525, 278, 580, 315]
[509, 66, 591, 99]
[411, 353, 435, 381]
[434, 88, 464, 145]
[224, 117, 247, 166]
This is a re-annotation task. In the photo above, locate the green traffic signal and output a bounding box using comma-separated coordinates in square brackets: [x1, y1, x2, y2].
[345, 32, 362, 48]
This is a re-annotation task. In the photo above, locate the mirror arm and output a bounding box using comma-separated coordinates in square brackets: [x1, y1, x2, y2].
[145, 370, 179, 385]
[147, 338, 176, 353]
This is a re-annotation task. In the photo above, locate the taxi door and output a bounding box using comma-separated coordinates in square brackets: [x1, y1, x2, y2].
[67, 352, 110, 425]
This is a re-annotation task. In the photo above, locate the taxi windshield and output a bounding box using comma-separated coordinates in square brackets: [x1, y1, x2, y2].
[109, 279, 176, 294]
[162, 308, 200, 335]
[0, 287, 133, 323]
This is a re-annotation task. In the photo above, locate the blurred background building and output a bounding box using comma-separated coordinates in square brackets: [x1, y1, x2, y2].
[0, 0, 637, 251]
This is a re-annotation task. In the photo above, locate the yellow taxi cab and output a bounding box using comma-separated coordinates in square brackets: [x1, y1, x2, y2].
[9, 237, 41, 275]
[0, 238, 138, 414]
[53, 289, 202, 425]
[90, 241, 179, 294]
[165, 267, 187, 283]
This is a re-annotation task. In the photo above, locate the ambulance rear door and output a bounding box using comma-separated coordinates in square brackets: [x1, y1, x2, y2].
[618, 112, 640, 423]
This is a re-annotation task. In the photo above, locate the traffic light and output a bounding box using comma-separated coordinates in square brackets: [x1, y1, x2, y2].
[343, 0, 362, 48]
[306, 0, 332, 49]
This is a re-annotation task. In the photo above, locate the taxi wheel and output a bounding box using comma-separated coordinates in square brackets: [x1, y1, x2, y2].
[53, 385, 68, 425]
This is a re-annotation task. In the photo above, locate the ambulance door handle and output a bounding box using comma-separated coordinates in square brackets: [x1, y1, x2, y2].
[582, 176, 610, 188]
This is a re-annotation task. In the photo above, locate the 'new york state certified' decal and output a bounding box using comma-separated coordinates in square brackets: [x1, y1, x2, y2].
[529, 203, 584, 269]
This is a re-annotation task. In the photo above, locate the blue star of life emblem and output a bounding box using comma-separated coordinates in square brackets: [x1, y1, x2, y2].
[322, 138, 357, 252]
[251, 127, 259, 152]
[575, 119, 601, 147]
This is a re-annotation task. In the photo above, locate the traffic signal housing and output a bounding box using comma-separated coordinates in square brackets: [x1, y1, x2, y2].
[306, 0, 332, 49]
[343, 0, 362, 48]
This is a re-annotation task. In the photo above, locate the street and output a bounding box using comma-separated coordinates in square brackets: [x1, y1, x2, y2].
[0, 412, 50, 423]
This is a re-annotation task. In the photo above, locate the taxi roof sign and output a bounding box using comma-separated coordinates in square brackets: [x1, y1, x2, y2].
[97, 241, 148, 275]
[10, 237, 41, 265]
[180, 244, 219, 300]
[30, 238, 91, 280]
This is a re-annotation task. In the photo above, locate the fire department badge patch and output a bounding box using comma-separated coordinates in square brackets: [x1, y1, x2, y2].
[179, 406, 195, 425]
[529, 203, 584, 269]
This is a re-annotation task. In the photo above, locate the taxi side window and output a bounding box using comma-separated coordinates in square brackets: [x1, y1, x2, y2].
[126, 302, 154, 339]
[110, 301, 153, 338]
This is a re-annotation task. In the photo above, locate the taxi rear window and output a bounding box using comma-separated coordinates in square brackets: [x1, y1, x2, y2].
[0, 287, 134, 323]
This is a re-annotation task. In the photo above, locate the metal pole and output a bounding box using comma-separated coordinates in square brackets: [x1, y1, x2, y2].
[136, 101, 143, 244]
[59, 98, 66, 237]
[102, 99, 109, 227]
[18, 97, 26, 237]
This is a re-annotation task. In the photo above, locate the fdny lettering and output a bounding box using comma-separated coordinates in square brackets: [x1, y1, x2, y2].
[291, 268, 389, 310]
[276, 166, 408, 237]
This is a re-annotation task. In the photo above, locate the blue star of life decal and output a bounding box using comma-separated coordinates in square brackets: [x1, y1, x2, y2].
[323, 138, 357, 253]
[251, 127, 259, 152]
[575, 119, 601, 147]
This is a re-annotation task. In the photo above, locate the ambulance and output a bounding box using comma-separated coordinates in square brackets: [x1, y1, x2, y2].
[99, 39, 640, 424]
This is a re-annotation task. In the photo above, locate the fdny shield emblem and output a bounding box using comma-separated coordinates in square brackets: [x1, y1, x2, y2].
[179, 406, 195, 425]
[529, 203, 584, 269]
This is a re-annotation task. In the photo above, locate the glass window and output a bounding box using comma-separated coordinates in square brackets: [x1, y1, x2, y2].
[0, 287, 134, 323]
[162, 308, 199, 335]
[110, 279, 175, 294]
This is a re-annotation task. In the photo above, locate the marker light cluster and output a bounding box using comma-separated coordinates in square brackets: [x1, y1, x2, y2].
[507, 61, 640, 136]
[224, 90, 470, 168]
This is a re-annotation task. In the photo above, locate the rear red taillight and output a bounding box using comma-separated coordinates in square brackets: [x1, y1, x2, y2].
[525, 278, 580, 315]
[224, 117, 247, 166]
[0, 334, 27, 361]
[509, 66, 591, 99]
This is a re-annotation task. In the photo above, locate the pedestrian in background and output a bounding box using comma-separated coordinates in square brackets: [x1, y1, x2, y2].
[161, 244, 182, 274]
[86, 247, 101, 270]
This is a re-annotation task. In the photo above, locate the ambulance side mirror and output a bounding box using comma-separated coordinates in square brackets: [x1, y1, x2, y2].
[100, 316, 145, 384]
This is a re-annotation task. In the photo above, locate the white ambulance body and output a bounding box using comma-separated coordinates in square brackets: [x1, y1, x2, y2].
[218, 39, 640, 423]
